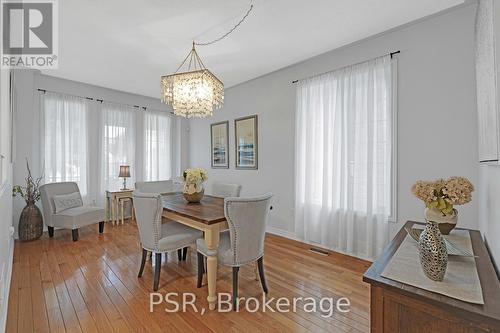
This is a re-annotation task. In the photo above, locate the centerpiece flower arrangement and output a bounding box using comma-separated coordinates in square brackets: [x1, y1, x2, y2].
[411, 176, 474, 234]
[183, 168, 208, 203]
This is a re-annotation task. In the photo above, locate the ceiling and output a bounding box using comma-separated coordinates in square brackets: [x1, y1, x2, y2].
[43, 0, 465, 98]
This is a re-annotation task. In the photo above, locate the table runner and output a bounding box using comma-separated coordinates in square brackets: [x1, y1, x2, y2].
[381, 229, 484, 304]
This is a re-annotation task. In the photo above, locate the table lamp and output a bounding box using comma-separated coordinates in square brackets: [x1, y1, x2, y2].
[119, 165, 131, 190]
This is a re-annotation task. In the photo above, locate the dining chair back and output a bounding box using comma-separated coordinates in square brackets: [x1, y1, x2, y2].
[135, 180, 174, 194]
[225, 193, 273, 266]
[212, 182, 242, 198]
[132, 191, 163, 251]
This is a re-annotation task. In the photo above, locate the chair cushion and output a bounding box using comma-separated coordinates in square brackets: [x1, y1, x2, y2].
[53, 206, 105, 229]
[52, 192, 83, 213]
[157, 222, 203, 252]
[196, 232, 235, 266]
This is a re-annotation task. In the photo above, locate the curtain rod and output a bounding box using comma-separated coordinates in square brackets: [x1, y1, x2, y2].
[291, 50, 400, 84]
[37, 88, 151, 111]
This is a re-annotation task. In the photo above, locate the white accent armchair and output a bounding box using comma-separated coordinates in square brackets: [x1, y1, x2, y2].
[212, 182, 242, 198]
[39, 182, 105, 241]
[196, 193, 273, 309]
[134, 191, 202, 291]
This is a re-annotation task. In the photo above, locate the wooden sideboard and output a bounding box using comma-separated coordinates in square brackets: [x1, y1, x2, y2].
[363, 221, 500, 332]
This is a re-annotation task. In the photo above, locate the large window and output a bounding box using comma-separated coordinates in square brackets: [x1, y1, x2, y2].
[41, 93, 89, 195]
[40, 93, 176, 203]
[295, 55, 396, 260]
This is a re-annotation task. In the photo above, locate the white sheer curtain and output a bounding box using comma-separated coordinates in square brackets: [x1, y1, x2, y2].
[99, 102, 137, 200]
[295, 55, 394, 261]
[144, 109, 172, 181]
[40, 92, 90, 198]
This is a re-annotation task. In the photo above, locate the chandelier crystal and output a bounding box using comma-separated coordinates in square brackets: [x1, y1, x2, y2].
[161, 43, 224, 118]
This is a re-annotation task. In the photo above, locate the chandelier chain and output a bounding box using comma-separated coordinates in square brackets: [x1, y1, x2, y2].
[194, 1, 254, 46]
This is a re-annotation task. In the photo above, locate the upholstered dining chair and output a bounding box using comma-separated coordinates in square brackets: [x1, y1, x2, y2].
[212, 182, 242, 198]
[40, 182, 105, 241]
[196, 193, 273, 309]
[133, 191, 202, 291]
[135, 180, 174, 194]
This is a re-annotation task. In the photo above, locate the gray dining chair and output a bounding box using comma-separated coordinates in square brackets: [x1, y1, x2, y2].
[135, 180, 174, 194]
[133, 191, 202, 291]
[196, 193, 273, 309]
[212, 182, 242, 198]
[40, 182, 105, 241]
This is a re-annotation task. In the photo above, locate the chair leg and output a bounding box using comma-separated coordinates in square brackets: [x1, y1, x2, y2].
[72, 229, 79, 241]
[177, 249, 182, 261]
[182, 247, 188, 261]
[48, 226, 54, 238]
[232, 267, 239, 311]
[197, 252, 204, 288]
[99, 221, 104, 234]
[153, 253, 162, 291]
[138, 249, 147, 277]
[257, 257, 268, 294]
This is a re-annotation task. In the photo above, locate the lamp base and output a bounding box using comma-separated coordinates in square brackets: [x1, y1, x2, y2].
[121, 178, 129, 191]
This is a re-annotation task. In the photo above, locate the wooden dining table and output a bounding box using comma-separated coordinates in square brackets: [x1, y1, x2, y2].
[162, 193, 228, 310]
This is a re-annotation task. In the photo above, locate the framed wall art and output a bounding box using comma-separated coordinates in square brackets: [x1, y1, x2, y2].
[211, 121, 229, 168]
[235, 115, 258, 169]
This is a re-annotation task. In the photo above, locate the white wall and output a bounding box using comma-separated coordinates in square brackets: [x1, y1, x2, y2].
[478, 165, 500, 270]
[0, 68, 14, 332]
[11, 69, 190, 236]
[189, 4, 479, 239]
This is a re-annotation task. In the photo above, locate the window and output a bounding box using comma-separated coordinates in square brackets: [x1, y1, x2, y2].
[40, 92, 176, 205]
[144, 109, 172, 181]
[41, 92, 89, 195]
[295, 55, 396, 260]
[100, 102, 136, 193]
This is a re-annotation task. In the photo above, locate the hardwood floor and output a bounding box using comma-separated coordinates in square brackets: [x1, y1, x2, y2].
[6, 221, 371, 333]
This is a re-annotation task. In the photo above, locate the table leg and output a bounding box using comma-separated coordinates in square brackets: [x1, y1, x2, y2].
[112, 196, 116, 226]
[121, 199, 125, 225]
[105, 195, 109, 224]
[204, 227, 220, 310]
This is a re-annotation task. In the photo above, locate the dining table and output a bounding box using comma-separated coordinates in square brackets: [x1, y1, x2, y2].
[162, 193, 228, 310]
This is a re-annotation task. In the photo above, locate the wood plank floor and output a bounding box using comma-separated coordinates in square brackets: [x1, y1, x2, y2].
[6, 221, 371, 333]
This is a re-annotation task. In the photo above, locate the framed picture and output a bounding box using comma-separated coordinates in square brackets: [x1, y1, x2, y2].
[211, 121, 229, 168]
[235, 115, 258, 169]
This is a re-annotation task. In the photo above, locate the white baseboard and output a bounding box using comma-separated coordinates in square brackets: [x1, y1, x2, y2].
[266, 225, 374, 262]
[265, 226, 298, 240]
[0, 230, 14, 333]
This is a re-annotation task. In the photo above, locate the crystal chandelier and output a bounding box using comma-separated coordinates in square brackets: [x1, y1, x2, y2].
[160, 1, 254, 118]
[161, 43, 224, 118]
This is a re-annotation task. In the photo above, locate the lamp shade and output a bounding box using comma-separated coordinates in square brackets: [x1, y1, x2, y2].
[119, 165, 131, 178]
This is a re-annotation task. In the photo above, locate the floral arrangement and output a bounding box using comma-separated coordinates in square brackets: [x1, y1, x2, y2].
[411, 177, 474, 215]
[12, 160, 43, 205]
[183, 168, 208, 194]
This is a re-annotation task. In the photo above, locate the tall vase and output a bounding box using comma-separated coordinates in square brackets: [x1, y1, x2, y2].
[425, 207, 458, 235]
[18, 202, 43, 241]
[418, 221, 448, 281]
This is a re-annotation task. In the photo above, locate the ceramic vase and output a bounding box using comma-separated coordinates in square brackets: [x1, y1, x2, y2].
[18, 202, 43, 241]
[418, 221, 448, 281]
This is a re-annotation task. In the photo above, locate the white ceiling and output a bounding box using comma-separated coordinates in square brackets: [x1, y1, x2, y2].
[44, 0, 465, 98]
